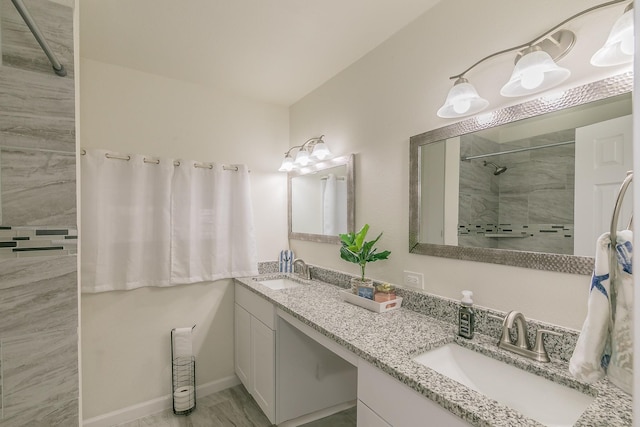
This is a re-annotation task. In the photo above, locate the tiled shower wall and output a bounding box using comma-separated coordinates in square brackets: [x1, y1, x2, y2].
[0, 0, 78, 425]
[459, 129, 575, 255]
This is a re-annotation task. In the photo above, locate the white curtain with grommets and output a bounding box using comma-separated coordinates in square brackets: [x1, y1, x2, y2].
[81, 148, 258, 293]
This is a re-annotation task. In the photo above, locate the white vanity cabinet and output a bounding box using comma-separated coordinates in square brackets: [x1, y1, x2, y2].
[234, 284, 276, 423]
[357, 400, 392, 427]
[358, 361, 472, 427]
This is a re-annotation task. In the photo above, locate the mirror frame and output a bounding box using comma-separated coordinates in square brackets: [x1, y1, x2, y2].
[288, 154, 355, 244]
[409, 71, 633, 275]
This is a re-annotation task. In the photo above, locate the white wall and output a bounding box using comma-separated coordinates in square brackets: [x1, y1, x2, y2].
[289, 0, 633, 330]
[79, 58, 289, 419]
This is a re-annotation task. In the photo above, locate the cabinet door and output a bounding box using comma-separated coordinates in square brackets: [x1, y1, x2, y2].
[359, 360, 471, 427]
[234, 303, 251, 389]
[358, 400, 391, 427]
[251, 317, 275, 423]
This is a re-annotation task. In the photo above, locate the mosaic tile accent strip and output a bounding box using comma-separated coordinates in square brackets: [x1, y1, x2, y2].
[458, 223, 573, 238]
[0, 226, 77, 259]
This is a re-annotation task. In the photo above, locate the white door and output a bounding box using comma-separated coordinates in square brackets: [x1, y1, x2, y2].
[234, 304, 251, 389]
[574, 114, 633, 256]
[251, 317, 275, 423]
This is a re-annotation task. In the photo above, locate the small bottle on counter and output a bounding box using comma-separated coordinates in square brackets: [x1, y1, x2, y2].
[458, 290, 474, 339]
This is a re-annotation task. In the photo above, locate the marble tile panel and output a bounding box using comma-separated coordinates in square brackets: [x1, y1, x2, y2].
[463, 134, 500, 158]
[528, 129, 575, 152]
[0, 255, 77, 337]
[459, 159, 495, 193]
[0, 115, 75, 152]
[1, 328, 78, 425]
[529, 189, 574, 224]
[496, 147, 530, 167]
[567, 171, 575, 190]
[0, 65, 75, 120]
[458, 235, 497, 249]
[457, 193, 472, 224]
[470, 193, 498, 223]
[497, 234, 572, 255]
[529, 143, 575, 161]
[496, 163, 531, 194]
[1, 148, 76, 226]
[1, 0, 75, 77]
[498, 193, 528, 224]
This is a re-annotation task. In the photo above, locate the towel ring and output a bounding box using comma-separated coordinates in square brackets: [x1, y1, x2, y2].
[610, 171, 633, 246]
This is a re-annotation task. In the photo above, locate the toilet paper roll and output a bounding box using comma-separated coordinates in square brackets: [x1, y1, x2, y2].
[174, 400, 193, 412]
[174, 395, 191, 404]
[172, 328, 193, 358]
[173, 386, 194, 412]
[174, 386, 193, 398]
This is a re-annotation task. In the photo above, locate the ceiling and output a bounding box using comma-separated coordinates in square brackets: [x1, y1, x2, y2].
[80, 0, 443, 107]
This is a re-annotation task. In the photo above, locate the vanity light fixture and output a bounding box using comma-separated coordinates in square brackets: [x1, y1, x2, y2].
[500, 41, 572, 97]
[437, 0, 632, 118]
[591, 3, 634, 66]
[278, 135, 332, 172]
[436, 77, 489, 118]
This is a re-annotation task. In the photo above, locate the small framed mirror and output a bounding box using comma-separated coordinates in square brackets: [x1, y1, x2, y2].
[288, 154, 355, 244]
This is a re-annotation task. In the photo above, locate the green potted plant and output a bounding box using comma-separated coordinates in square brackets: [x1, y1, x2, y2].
[339, 224, 391, 295]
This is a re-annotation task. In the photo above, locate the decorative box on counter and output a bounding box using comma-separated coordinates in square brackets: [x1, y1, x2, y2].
[340, 290, 402, 313]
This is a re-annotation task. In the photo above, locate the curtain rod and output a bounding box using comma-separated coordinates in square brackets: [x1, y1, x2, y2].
[461, 140, 575, 161]
[80, 149, 241, 171]
[11, 0, 66, 77]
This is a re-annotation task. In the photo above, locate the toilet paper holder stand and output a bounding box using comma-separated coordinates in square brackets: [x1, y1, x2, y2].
[171, 325, 196, 415]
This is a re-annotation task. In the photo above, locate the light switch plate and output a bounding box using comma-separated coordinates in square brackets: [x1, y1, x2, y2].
[403, 271, 424, 289]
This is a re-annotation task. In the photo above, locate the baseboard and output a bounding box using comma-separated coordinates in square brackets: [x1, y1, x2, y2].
[83, 375, 240, 427]
[278, 400, 356, 427]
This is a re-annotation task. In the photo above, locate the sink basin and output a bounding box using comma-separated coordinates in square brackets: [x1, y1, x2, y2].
[257, 278, 303, 290]
[413, 344, 594, 427]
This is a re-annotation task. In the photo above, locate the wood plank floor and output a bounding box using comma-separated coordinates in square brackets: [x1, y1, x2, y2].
[114, 384, 356, 427]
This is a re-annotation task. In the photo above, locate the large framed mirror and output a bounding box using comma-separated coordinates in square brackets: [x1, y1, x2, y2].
[289, 154, 355, 244]
[410, 72, 633, 275]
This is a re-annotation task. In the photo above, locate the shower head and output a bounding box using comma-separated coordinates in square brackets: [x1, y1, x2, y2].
[483, 161, 507, 176]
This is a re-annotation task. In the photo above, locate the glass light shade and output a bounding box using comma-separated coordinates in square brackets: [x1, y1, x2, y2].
[437, 78, 489, 118]
[591, 8, 634, 67]
[294, 148, 311, 166]
[278, 155, 295, 172]
[311, 141, 331, 159]
[500, 49, 570, 97]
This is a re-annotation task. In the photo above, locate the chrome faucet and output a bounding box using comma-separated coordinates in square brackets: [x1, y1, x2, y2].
[494, 311, 562, 363]
[292, 258, 311, 280]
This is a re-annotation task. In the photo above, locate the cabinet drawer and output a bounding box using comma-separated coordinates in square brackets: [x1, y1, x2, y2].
[358, 361, 471, 427]
[235, 283, 275, 329]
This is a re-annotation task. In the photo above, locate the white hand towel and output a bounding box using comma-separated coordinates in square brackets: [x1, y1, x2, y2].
[608, 230, 633, 394]
[569, 232, 612, 383]
[172, 328, 193, 358]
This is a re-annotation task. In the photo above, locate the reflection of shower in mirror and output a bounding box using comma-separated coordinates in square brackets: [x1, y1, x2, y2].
[483, 161, 508, 175]
[321, 174, 347, 235]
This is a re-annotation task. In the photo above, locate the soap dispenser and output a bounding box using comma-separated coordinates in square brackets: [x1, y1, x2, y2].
[458, 290, 474, 339]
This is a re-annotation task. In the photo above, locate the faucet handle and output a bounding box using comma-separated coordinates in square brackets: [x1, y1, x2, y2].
[488, 313, 511, 346]
[532, 329, 562, 362]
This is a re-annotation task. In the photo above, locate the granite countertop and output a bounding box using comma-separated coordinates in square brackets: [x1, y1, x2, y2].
[234, 273, 632, 427]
